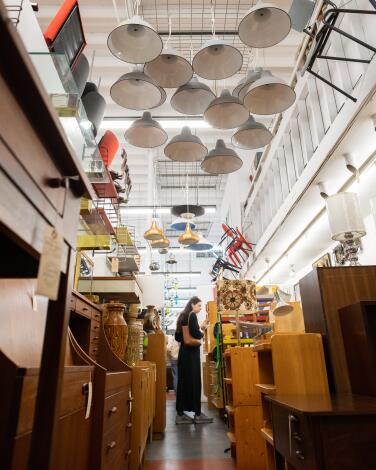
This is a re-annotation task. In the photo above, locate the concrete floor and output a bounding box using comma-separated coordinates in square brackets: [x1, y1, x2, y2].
[144, 398, 235, 470]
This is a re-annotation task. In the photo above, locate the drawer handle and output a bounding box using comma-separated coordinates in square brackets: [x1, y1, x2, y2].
[293, 432, 302, 442]
[107, 441, 116, 450]
[127, 422, 132, 428]
[92, 336, 99, 340]
[109, 406, 118, 414]
[93, 325, 99, 329]
[296, 451, 305, 460]
[82, 307, 89, 311]
[127, 450, 132, 456]
[91, 348, 98, 352]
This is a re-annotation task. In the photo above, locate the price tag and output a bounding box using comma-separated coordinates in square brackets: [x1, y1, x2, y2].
[111, 257, 119, 273]
[31, 289, 38, 312]
[85, 381, 93, 420]
[36, 226, 63, 301]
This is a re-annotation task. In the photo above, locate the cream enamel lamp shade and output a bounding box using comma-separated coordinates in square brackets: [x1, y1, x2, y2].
[164, 126, 207, 162]
[171, 76, 216, 115]
[110, 69, 165, 111]
[204, 89, 249, 130]
[144, 47, 193, 88]
[325, 192, 366, 241]
[238, 2, 291, 48]
[192, 38, 243, 80]
[124, 112, 168, 148]
[232, 116, 273, 149]
[243, 70, 296, 115]
[201, 139, 243, 175]
[107, 16, 163, 64]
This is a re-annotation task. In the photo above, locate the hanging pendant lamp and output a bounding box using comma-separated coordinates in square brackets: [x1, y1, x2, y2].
[159, 247, 169, 255]
[204, 89, 249, 130]
[144, 219, 164, 241]
[201, 139, 243, 175]
[238, 2, 291, 48]
[124, 112, 168, 148]
[186, 234, 214, 251]
[243, 70, 296, 115]
[193, 38, 243, 80]
[171, 204, 205, 219]
[164, 126, 207, 162]
[178, 223, 199, 246]
[235, 68, 263, 102]
[171, 76, 215, 115]
[232, 116, 273, 149]
[166, 253, 177, 265]
[151, 236, 170, 249]
[108, 16, 162, 64]
[81, 82, 106, 137]
[170, 218, 196, 231]
[110, 68, 165, 110]
[144, 47, 193, 88]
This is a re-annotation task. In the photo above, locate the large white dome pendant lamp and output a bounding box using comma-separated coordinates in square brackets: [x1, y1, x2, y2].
[238, 2, 291, 48]
[171, 76, 216, 115]
[204, 89, 249, 129]
[232, 116, 273, 149]
[164, 126, 207, 162]
[234, 68, 263, 102]
[124, 112, 168, 148]
[193, 38, 243, 80]
[107, 0, 162, 64]
[201, 139, 243, 175]
[243, 70, 296, 115]
[110, 68, 165, 110]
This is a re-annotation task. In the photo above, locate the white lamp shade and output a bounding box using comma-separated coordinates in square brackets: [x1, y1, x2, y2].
[204, 89, 249, 129]
[107, 16, 163, 64]
[124, 112, 168, 148]
[237, 68, 263, 102]
[164, 126, 207, 162]
[144, 47, 193, 88]
[326, 192, 366, 241]
[201, 139, 243, 175]
[232, 116, 273, 149]
[110, 70, 165, 110]
[238, 2, 291, 48]
[192, 38, 243, 80]
[171, 76, 215, 115]
[243, 70, 296, 115]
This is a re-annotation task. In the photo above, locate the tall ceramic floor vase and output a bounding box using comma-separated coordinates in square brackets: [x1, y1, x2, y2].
[103, 302, 128, 360]
[125, 304, 143, 366]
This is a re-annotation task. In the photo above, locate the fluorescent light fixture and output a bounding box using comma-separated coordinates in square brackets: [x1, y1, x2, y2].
[101, 119, 211, 130]
[139, 272, 201, 277]
[120, 206, 216, 215]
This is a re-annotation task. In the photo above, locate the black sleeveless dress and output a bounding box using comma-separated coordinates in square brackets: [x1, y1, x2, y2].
[175, 313, 203, 415]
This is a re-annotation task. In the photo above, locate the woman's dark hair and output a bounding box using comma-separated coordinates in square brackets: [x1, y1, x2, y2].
[176, 296, 201, 333]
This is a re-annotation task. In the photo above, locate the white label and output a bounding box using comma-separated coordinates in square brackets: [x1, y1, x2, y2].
[85, 381, 93, 420]
[36, 226, 63, 301]
[111, 257, 119, 273]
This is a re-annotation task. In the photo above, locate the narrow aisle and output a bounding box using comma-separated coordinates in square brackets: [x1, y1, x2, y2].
[144, 396, 235, 470]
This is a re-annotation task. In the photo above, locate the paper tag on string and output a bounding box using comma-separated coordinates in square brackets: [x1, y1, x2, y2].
[85, 380, 93, 419]
[31, 289, 38, 312]
[36, 226, 63, 300]
[111, 257, 119, 273]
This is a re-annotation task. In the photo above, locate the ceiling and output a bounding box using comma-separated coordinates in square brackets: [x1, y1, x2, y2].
[35, 0, 304, 288]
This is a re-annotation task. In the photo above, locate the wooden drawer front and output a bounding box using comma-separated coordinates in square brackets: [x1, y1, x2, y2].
[90, 323, 101, 343]
[59, 369, 92, 417]
[92, 308, 101, 322]
[103, 390, 130, 435]
[105, 371, 132, 396]
[17, 375, 38, 435]
[0, 75, 66, 215]
[69, 295, 76, 312]
[272, 404, 315, 470]
[102, 422, 131, 470]
[75, 298, 92, 318]
[89, 342, 99, 360]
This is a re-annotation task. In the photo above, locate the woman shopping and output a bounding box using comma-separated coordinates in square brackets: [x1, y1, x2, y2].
[175, 296, 213, 424]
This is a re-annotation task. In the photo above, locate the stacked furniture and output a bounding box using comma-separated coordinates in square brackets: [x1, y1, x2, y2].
[0, 9, 92, 469]
[144, 332, 166, 438]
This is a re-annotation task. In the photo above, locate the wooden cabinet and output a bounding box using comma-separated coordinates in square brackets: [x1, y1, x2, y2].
[268, 394, 376, 470]
[299, 266, 376, 393]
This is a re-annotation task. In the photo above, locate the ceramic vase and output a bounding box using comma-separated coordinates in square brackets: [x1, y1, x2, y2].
[103, 302, 128, 360]
[125, 304, 143, 366]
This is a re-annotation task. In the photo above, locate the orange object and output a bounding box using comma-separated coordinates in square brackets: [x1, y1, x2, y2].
[98, 130, 120, 167]
[44, 0, 85, 46]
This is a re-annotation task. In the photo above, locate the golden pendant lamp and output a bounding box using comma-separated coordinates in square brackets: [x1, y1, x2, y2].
[178, 223, 199, 246]
[144, 219, 164, 241]
[151, 236, 170, 249]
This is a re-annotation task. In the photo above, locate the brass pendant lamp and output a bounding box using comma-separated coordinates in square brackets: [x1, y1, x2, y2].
[201, 139, 243, 175]
[110, 67, 165, 111]
[164, 126, 207, 162]
[171, 76, 215, 115]
[151, 236, 170, 249]
[178, 222, 199, 246]
[204, 89, 249, 130]
[124, 112, 168, 148]
[232, 116, 273, 149]
[243, 70, 296, 115]
[238, 2, 291, 48]
[144, 219, 164, 241]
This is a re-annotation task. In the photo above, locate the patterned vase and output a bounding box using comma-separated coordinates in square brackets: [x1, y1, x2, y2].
[103, 302, 128, 360]
[125, 304, 143, 366]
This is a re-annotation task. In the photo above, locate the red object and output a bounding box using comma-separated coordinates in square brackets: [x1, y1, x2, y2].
[220, 224, 255, 269]
[98, 131, 120, 167]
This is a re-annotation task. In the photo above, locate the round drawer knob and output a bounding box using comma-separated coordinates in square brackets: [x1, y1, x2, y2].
[110, 406, 118, 414]
[107, 441, 116, 450]
[296, 451, 305, 460]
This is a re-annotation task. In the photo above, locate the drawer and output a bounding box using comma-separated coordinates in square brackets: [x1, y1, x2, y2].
[75, 298, 92, 318]
[89, 342, 99, 358]
[103, 390, 131, 434]
[105, 371, 132, 396]
[92, 309, 101, 322]
[101, 421, 131, 470]
[69, 295, 76, 311]
[17, 375, 38, 435]
[60, 368, 93, 417]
